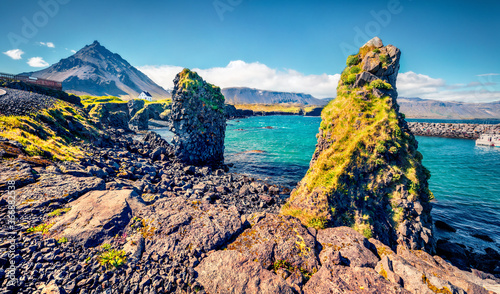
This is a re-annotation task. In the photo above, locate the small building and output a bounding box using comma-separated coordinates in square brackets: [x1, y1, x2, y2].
[138, 91, 152, 102]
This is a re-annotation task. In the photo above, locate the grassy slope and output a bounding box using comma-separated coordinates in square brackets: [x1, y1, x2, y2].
[282, 46, 432, 239]
[0, 100, 100, 161]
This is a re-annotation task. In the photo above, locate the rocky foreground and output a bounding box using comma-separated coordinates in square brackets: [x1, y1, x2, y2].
[1, 130, 499, 294]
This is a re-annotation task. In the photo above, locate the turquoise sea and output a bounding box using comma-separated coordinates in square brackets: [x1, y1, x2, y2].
[157, 116, 500, 252]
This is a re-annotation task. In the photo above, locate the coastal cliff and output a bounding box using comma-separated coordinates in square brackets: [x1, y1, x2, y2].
[282, 37, 435, 253]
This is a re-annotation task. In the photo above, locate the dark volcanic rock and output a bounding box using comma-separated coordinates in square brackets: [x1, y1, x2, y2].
[0, 159, 36, 191]
[196, 250, 295, 294]
[303, 264, 410, 294]
[49, 189, 145, 247]
[317, 226, 379, 268]
[170, 69, 226, 166]
[84, 102, 130, 130]
[13, 173, 105, 209]
[227, 213, 320, 273]
[144, 196, 243, 257]
[128, 99, 149, 131]
[435, 220, 457, 232]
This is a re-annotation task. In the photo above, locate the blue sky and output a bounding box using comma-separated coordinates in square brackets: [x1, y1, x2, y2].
[1, 0, 499, 102]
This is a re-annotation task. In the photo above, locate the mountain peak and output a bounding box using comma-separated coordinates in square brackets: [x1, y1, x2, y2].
[29, 41, 170, 99]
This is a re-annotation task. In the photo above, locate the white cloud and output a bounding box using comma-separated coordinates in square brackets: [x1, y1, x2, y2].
[27, 57, 49, 67]
[71, 50, 77, 53]
[138, 61, 500, 103]
[3, 49, 24, 60]
[396, 71, 446, 97]
[139, 61, 340, 98]
[40, 42, 55, 48]
[477, 73, 499, 77]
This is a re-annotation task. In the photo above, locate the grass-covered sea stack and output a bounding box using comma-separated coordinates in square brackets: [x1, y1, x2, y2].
[282, 37, 435, 253]
[169, 69, 226, 166]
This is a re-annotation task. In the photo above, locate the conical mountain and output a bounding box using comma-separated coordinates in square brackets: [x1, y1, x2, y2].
[28, 41, 170, 100]
[282, 37, 435, 253]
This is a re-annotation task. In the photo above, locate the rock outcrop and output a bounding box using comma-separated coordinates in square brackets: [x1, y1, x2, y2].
[170, 69, 226, 166]
[128, 99, 149, 131]
[85, 102, 130, 130]
[282, 37, 435, 253]
[48, 189, 145, 247]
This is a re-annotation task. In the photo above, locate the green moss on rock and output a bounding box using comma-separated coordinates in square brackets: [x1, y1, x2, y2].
[282, 38, 435, 253]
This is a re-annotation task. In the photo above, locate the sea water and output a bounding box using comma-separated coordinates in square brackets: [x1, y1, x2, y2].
[157, 115, 500, 252]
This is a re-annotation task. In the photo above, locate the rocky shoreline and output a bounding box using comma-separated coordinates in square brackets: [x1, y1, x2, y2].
[0, 130, 291, 294]
[1, 125, 499, 293]
[1, 69, 500, 293]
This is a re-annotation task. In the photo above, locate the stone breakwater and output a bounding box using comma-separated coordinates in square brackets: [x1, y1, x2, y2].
[408, 122, 500, 139]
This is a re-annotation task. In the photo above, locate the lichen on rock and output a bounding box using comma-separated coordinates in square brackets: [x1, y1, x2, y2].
[282, 37, 435, 253]
[169, 68, 226, 166]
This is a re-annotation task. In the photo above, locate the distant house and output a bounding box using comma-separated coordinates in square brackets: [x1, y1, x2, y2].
[138, 91, 152, 102]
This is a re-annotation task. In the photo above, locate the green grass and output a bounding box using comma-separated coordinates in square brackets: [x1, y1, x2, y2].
[370, 79, 392, 90]
[47, 207, 71, 217]
[346, 55, 360, 66]
[97, 244, 127, 271]
[26, 222, 53, 234]
[80, 95, 125, 104]
[0, 100, 99, 161]
[58, 237, 68, 244]
[0, 101, 99, 161]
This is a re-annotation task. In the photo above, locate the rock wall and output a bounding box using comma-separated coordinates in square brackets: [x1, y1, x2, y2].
[282, 37, 435, 253]
[409, 122, 500, 139]
[170, 69, 226, 166]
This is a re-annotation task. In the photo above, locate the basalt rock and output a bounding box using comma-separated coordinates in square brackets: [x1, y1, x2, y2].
[170, 69, 226, 166]
[48, 189, 145, 247]
[282, 37, 435, 253]
[128, 99, 149, 131]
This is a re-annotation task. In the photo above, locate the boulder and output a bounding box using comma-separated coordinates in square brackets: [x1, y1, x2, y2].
[85, 102, 130, 130]
[0, 159, 36, 191]
[303, 264, 409, 294]
[129, 107, 149, 131]
[39, 280, 65, 294]
[195, 250, 295, 294]
[369, 240, 500, 293]
[13, 174, 105, 209]
[128, 99, 145, 118]
[227, 213, 320, 273]
[316, 226, 379, 268]
[170, 69, 226, 166]
[363, 36, 384, 48]
[49, 189, 145, 247]
[143, 196, 243, 257]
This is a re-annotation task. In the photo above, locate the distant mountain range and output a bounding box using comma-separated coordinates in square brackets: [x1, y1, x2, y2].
[24, 41, 170, 100]
[222, 88, 500, 119]
[398, 97, 500, 119]
[222, 87, 331, 105]
[19, 42, 499, 119]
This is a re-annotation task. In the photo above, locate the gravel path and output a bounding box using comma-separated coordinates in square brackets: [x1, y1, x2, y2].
[0, 87, 56, 116]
